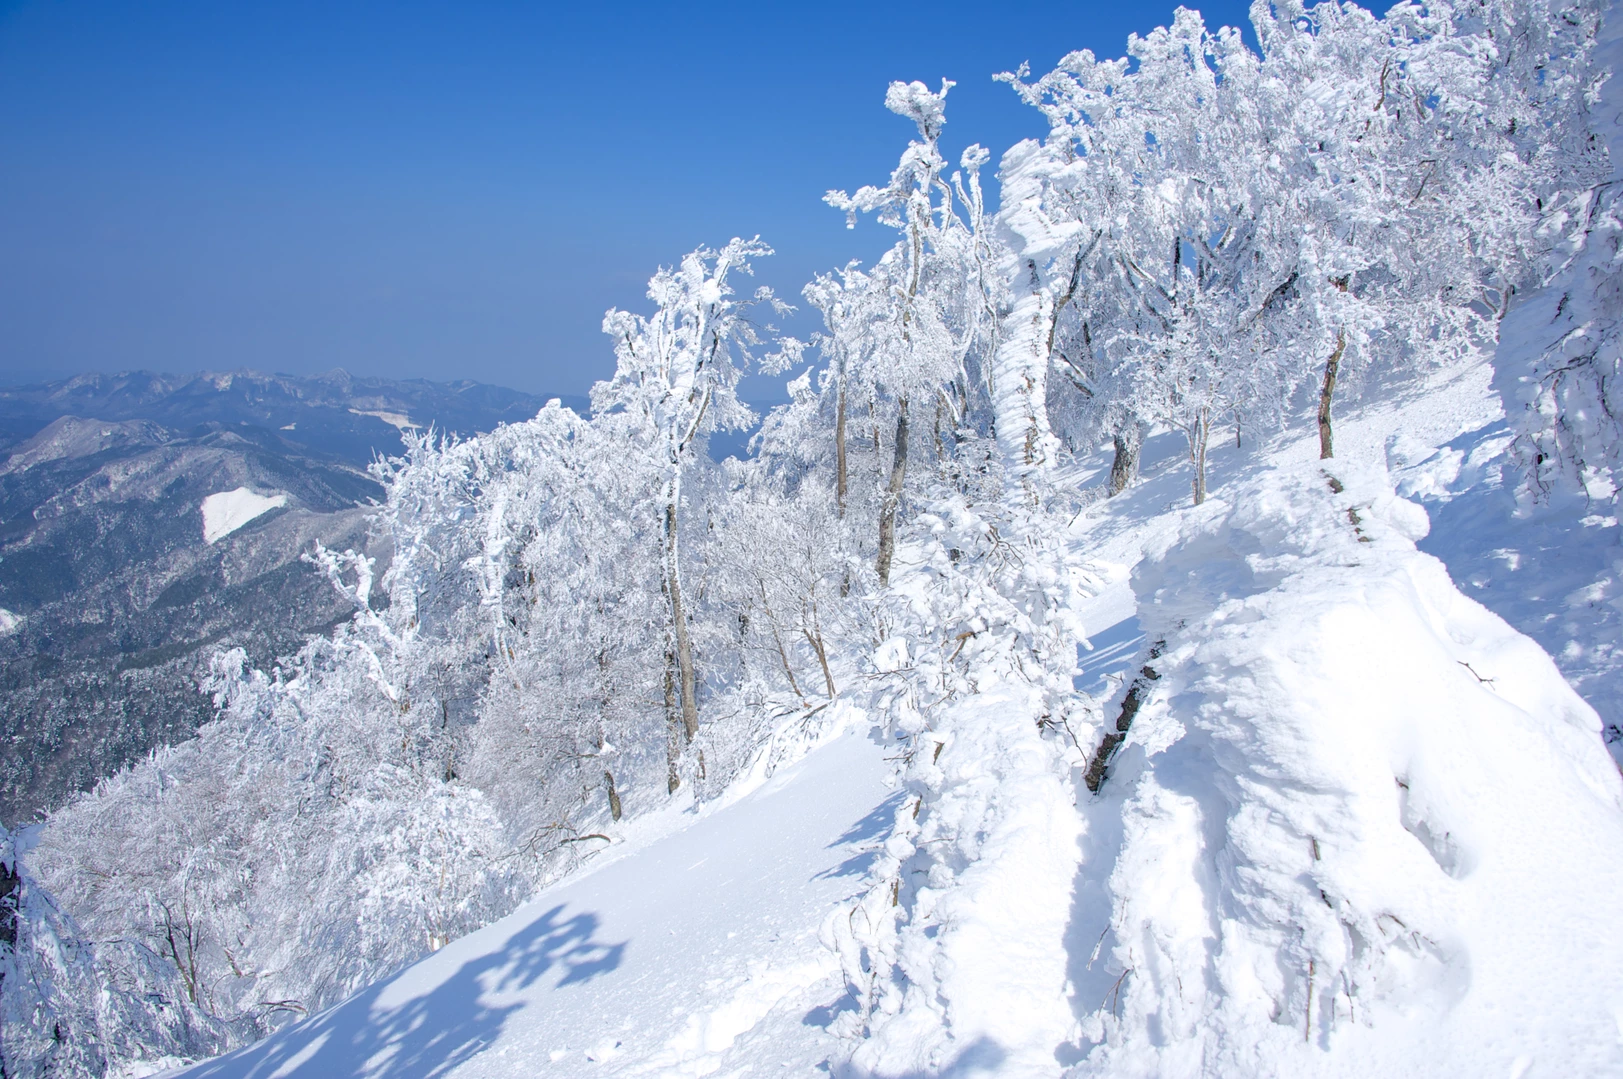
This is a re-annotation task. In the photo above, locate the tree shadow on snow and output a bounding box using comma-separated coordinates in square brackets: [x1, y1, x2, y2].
[182, 904, 624, 1079]
[1074, 613, 1144, 701]
[802, 989, 859, 1030]
[815, 791, 908, 880]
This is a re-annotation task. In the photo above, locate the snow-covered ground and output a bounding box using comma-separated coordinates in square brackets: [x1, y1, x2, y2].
[200, 487, 288, 544]
[176, 720, 894, 1078]
[163, 354, 1623, 1079]
[163, 356, 1623, 1078]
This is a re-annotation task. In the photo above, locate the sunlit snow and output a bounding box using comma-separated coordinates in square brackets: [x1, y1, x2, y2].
[200, 488, 287, 544]
[348, 407, 417, 431]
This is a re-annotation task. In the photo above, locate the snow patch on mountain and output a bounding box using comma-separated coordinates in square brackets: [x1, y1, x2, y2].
[348, 407, 417, 431]
[200, 488, 287, 544]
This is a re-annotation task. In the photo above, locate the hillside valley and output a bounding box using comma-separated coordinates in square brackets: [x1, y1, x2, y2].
[0, 370, 570, 822]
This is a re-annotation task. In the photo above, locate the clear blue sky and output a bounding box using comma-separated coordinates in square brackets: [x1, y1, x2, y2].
[0, 1, 1262, 397]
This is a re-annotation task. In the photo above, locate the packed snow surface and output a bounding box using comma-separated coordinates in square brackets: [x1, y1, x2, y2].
[178, 723, 891, 1078]
[200, 488, 287, 544]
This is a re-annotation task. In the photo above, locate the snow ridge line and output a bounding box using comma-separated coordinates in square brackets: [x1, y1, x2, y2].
[826, 493, 1099, 1077]
[1065, 458, 1623, 1077]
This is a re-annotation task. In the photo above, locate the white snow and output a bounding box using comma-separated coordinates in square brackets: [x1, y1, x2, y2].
[1065, 456, 1623, 1076]
[0, 608, 20, 636]
[177, 721, 892, 1078]
[348, 408, 417, 431]
[167, 353, 1623, 1078]
[200, 488, 287, 544]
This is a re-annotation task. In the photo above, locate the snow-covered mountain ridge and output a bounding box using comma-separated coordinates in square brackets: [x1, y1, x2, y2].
[140, 352, 1623, 1079]
[6, 0, 1623, 1075]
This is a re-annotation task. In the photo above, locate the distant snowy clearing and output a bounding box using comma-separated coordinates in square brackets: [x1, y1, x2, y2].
[349, 407, 417, 431]
[201, 488, 287, 544]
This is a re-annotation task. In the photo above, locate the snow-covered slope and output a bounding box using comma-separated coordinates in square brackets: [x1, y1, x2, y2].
[163, 353, 1623, 1079]
[200, 488, 288, 544]
[1068, 456, 1623, 1077]
[177, 721, 892, 1078]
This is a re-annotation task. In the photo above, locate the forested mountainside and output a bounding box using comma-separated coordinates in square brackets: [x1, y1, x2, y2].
[5, 0, 1623, 1075]
[0, 372, 572, 822]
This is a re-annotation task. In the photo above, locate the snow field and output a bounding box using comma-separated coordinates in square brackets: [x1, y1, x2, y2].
[200, 488, 288, 544]
[817, 348, 1623, 1077]
[845, 678, 1083, 1078]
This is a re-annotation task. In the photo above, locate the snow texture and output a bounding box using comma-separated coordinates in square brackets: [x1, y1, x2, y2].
[1065, 457, 1623, 1076]
[199, 488, 287, 544]
[347, 408, 418, 431]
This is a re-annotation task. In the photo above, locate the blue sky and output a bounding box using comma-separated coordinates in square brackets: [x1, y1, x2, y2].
[0, 1, 1261, 397]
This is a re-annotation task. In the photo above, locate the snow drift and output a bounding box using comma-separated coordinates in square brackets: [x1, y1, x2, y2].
[1064, 460, 1623, 1076]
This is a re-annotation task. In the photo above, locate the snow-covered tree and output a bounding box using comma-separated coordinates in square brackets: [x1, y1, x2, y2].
[1, 824, 230, 1077]
[824, 80, 1000, 579]
[594, 238, 792, 784]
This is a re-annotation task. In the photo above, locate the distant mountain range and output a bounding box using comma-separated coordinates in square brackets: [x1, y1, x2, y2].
[0, 369, 577, 824]
[0, 368, 587, 466]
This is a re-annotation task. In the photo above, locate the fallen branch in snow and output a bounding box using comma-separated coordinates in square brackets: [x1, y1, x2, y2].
[1084, 640, 1165, 792]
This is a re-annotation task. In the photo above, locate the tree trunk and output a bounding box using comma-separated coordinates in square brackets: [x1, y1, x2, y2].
[835, 380, 848, 518]
[604, 771, 622, 821]
[876, 398, 910, 587]
[663, 485, 698, 743]
[760, 583, 804, 698]
[664, 649, 680, 793]
[1318, 330, 1346, 460]
[804, 598, 837, 699]
[1189, 410, 1210, 506]
[1107, 424, 1142, 497]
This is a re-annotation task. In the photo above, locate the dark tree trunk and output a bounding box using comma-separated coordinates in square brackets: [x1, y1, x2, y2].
[664, 649, 680, 794]
[1318, 330, 1347, 460]
[876, 398, 910, 587]
[1107, 424, 1142, 497]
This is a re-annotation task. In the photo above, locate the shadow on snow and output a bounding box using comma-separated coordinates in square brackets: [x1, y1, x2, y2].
[184, 904, 625, 1079]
